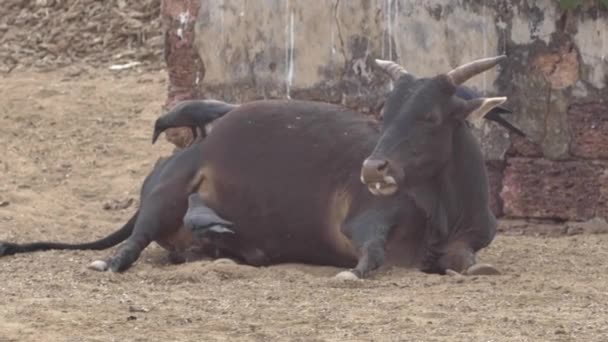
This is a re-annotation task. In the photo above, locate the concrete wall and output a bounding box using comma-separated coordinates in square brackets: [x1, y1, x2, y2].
[162, 0, 608, 224]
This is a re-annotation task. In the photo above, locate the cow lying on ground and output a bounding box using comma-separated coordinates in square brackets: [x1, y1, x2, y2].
[0, 55, 507, 279]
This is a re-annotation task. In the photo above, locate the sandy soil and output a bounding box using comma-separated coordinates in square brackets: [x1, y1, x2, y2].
[1, 67, 608, 342]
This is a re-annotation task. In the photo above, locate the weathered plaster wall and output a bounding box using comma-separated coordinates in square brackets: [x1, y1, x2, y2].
[162, 0, 608, 225]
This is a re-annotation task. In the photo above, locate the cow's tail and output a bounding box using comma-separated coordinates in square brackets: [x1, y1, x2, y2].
[0, 210, 138, 256]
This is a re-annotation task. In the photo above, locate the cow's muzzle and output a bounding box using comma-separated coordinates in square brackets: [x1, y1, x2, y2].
[360, 158, 398, 196]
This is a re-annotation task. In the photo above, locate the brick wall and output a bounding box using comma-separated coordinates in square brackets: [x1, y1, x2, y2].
[490, 103, 608, 222]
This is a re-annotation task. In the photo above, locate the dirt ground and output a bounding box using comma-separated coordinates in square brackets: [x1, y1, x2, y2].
[1, 0, 162, 72]
[1, 66, 608, 342]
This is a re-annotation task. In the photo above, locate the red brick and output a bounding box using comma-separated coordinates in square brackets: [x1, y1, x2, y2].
[501, 158, 608, 221]
[568, 102, 608, 159]
[507, 133, 543, 158]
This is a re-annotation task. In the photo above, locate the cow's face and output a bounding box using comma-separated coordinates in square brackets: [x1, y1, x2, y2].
[360, 56, 507, 196]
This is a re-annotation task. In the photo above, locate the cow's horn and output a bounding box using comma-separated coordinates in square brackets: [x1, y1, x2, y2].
[375, 59, 408, 81]
[446, 55, 507, 85]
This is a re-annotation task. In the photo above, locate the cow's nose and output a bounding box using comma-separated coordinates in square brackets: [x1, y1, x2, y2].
[361, 158, 389, 183]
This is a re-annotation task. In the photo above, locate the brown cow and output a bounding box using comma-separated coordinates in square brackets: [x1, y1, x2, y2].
[1, 55, 507, 279]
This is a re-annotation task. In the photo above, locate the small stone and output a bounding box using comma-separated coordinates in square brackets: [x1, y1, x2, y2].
[334, 271, 360, 281]
[0, 201, 9, 207]
[103, 198, 134, 211]
[88, 260, 108, 271]
[129, 306, 149, 313]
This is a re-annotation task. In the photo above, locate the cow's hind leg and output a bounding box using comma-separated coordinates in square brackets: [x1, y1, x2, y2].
[335, 209, 395, 281]
[90, 186, 186, 272]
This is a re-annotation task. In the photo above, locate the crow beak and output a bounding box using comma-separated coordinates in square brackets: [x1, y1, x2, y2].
[152, 129, 161, 144]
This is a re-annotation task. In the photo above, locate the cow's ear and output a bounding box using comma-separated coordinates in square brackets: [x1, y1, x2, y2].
[455, 96, 507, 126]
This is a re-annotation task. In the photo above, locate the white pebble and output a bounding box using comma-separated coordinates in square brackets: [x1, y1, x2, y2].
[88, 260, 108, 271]
[334, 270, 360, 281]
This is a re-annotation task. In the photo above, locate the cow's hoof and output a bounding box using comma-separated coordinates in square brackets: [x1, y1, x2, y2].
[465, 263, 501, 276]
[213, 258, 237, 265]
[106, 248, 138, 273]
[334, 270, 360, 281]
[108, 258, 130, 273]
[445, 269, 462, 277]
[88, 260, 109, 272]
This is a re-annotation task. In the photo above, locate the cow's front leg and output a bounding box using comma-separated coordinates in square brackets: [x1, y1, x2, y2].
[437, 226, 501, 276]
[437, 241, 500, 276]
[335, 209, 394, 280]
[434, 240, 476, 274]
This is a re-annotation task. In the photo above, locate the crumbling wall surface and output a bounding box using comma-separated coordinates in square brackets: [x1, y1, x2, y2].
[164, 0, 608, 225]
[494, 1, 608, 224]
[161, 0, 205, 148]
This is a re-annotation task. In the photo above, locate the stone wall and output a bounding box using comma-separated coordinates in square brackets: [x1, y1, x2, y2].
[161, 0, 608, 224]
